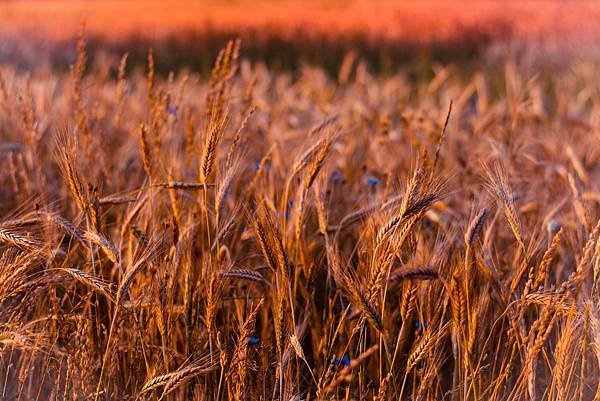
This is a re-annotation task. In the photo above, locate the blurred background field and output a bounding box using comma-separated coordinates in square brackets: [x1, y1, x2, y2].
[2, 0, 600, 75]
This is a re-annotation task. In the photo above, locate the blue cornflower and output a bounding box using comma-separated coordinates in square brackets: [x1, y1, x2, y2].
[415, 320, 429, 330]
[331, 170, 342, 183]
[285, 200, 294, 220]
[367, 176, 378, 188]
[333, 355, 350, 366]
[249, 336, 261, 346]
[167, 104, 177, 117]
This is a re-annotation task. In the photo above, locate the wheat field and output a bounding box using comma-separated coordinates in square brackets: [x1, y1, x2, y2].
[0, 35, 599, 401]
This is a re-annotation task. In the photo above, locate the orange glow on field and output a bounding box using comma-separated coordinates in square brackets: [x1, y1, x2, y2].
[0, 0, 599, 45]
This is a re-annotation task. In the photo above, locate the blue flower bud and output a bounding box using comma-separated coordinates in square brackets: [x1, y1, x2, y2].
[167, 104, 177, 117]
[367, 176, 378, 187]
[331, 170, 342, 183]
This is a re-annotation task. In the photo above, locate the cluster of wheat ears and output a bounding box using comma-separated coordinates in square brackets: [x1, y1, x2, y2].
[0, 36, 599, 401]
